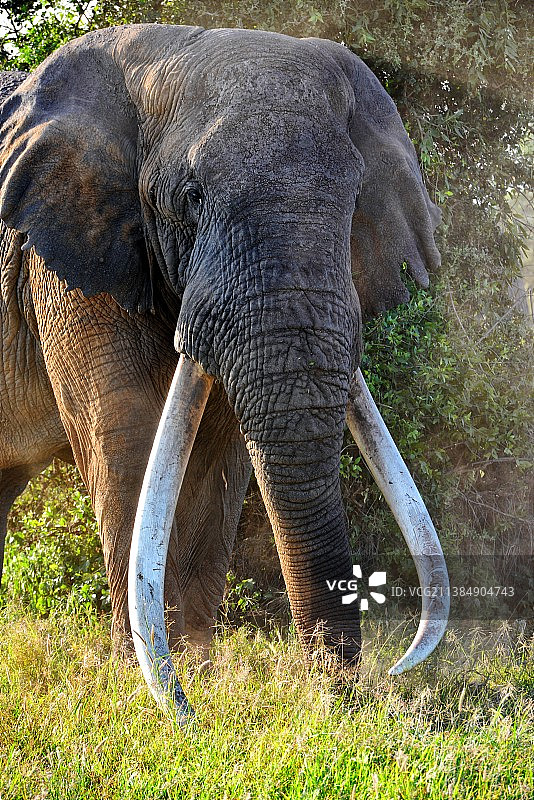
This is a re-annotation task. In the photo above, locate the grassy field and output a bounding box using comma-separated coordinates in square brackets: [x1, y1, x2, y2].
[2, 465, 532, 798]
[0, 604, 532, 800]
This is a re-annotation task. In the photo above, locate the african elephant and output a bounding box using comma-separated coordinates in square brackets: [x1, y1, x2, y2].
[0, 24, 449, 719]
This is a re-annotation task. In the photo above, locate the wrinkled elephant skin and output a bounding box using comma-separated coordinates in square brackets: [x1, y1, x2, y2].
[0, 25, 446, 708]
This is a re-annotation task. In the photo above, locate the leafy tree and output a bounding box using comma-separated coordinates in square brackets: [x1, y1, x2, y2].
[0, 1, 96, 70]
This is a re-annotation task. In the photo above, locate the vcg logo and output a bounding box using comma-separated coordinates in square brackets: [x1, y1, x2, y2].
[326, 565, 387, 610]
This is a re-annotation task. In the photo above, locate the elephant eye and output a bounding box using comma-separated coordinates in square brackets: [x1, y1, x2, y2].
[147, 184, 158, 208]
[180, 184, 203, 226]
[184, 185, 203, 208]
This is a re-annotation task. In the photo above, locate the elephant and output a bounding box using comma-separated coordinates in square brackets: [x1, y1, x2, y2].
[0, 24, 449, 720]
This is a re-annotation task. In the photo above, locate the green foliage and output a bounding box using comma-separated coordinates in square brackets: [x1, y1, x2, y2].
[362, 277, 532, 485]
[352, 270, 532, 575]
[339, 453, 363, 481]
[0, 1, 95, 70]
[222, 571, 263, 618]
[3, 463, 109, 615]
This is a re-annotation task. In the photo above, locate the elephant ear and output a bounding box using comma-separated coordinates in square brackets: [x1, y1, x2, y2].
[346, 53, 441, 316]
[0, 30, 149, 313]
[308, 40, 441, 317]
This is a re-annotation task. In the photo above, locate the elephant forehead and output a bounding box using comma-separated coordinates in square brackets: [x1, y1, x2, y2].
[183, 112, 363, 201]
[131, 29, 355, 132]
[199, 39, 354, 118]
[130, 28, 363, 196]
[190, 110, 353, 164]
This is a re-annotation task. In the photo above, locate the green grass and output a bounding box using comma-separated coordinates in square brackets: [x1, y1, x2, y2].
[0, 605, 532, 799]
[2, 465, 533, 797]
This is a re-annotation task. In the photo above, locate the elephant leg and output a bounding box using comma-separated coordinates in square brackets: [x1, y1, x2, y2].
[168, 382, 251, 655]
[27, 265, 176, 649]
[52, 369, 174, 650]
[29, 265, 251, 654]
[0, 466, 32, 585]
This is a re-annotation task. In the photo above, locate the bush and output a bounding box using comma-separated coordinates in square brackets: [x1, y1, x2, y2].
[3, 462, 109, 615]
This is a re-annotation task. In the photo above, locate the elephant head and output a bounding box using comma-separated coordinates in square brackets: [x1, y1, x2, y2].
[0, 24, 448, 721]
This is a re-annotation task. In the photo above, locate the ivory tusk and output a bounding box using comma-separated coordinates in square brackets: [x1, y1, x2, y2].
[347, 368, 449, 674]
[128, 355, 213, 723]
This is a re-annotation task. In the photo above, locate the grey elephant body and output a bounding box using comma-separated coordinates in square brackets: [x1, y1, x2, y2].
[0, 218, 70, 574]
[0, 70, 72, 571]
[0, 69, 250, 647]
[0, 26, 441, 664]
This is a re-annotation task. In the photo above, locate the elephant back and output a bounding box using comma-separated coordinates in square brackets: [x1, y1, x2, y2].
[0, 72, 28, 121]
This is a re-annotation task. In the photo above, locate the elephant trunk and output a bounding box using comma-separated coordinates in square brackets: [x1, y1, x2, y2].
[227, 348, 360, 662]
[246, 428, 360, 660]
[211, 272, 361, 659]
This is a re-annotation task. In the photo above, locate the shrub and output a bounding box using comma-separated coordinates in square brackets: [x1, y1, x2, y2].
[3, 462, 109, 614]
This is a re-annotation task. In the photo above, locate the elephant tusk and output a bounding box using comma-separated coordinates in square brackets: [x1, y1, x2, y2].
[128, 355, 213, 723]
[346, 368, 449, 675]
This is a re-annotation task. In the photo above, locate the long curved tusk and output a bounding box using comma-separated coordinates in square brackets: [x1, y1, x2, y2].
[128, 355, 213, 723]
[346, 368, 449, 675]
